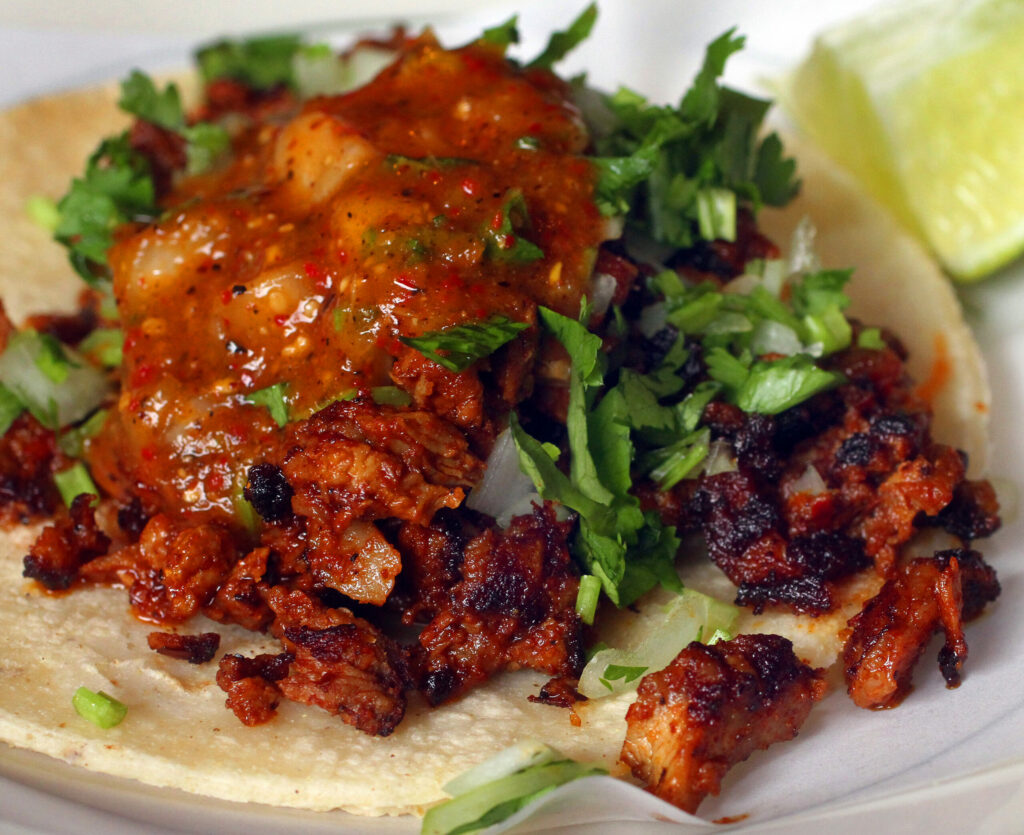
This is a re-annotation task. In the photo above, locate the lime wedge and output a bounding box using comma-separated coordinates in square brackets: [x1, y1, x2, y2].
[782, 0, 1024, 281]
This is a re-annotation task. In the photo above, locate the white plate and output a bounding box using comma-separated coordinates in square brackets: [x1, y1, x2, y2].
[1, 2, 1023, 833]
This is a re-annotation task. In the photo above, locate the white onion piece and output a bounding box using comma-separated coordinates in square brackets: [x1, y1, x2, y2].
[786, 464, 827, 497]
[638, 302, 667, 338]
[293, 46, 396, 98]
[702, 440, 737, 476]
[465, 428, 538, 524]
[902, 528, 962, 559]
[751, 319, 804, 357]
[721, 273, 761, 296]
[578, 589, 738, 699]
[761, 259, 787, 296]
[787, 216, 821, 276]
[600, 215, 624, 242]
[0, 335, 108, 428]
[589, 272, 617, 318]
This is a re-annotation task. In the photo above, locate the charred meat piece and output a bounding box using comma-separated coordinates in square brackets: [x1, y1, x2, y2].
[692, 471, 866, 613]
[147, 631, 221, 664]
[0, 413, 66, 525]
[100, 515, 240, 623]
[244, 463, 293, 522]
[924, 479, 1001, 542]
[216, 652, 293, 726]
[273, 401, 482, 604]
[389, 347, 488, 434]
[843, 548, 1000, 709]
[265, 587, 409, 736]
[621, 634, 825, 814]
[203, 546, 275, 632]
[23, 493, 110, 589]
[411, 504, 584, 705]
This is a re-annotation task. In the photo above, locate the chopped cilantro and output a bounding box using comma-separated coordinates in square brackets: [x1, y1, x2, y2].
[587, 28, 799, 249]
[575, 574, 602, 625]
[400, 315, 528, 373]
[0, 384, 23, 436]
[858, 327, 886, 350]
[599, 663, 648, 691]
[25, 195, 60, 232]
[58, 408, 108, 457]
[196, 34, 305, 89]
[244, 383, 290, 426]
[734, 355, 844, 415]
[371, 386, 413, 407]
[55, 135, 156, 283]
[118, 70, 185, 130]
[78, 328, 124, 368]
[72, 687, 127, 729]
[484, 190, 545, 263]
[481, 15, 520, 49]
[56, 71, 229, 281]
[54, 461, 100, 507]
[527, 3, 598, 70]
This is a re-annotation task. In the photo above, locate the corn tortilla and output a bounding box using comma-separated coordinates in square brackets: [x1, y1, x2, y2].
[0, 87, 991, 816]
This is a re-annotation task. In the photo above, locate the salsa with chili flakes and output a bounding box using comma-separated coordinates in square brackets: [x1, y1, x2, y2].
[88, 34, 603, 523]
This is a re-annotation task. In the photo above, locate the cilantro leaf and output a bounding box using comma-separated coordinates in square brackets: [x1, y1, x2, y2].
[181, 122, 231, 175]
[790, 269, 852, 316]
[196, 34, 304, 89]
[118, 70, 184, 130]
[527, 3, 597, 70]
[735, 355, 844, 415]
[244, 383, 290, 426]
[586, 29, 799, 245]
[680, 29, 745, 124]
[55, 135, 156, 282]
[400, 315, 528, 372]
[591, 153, 657, 216]
[481, 15, 520, 49]
[0, 384, 24, 436]
[484, 190, 545, 263]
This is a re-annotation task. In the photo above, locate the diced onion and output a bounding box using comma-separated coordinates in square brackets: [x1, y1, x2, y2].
[721, 273, 761, 296]
[578, 588, 739, 699]
[751, 319, 804, 357]
[702, 439, 737, 476]
[0, 332, 109, 429]
[786, 464, 827, 497]
[638, 302, 667, 338]
[787, 216, 821, 276]
[293, 45, 396, 98]
[588, 272, 617, 317]
[599, 215, 624, 242]
[466, 428, 539, 525]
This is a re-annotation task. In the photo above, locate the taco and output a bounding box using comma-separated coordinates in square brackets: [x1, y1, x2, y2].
[0, 10, 1000, 826]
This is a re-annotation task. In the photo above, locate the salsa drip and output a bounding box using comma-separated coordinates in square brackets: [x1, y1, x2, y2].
[91, 35, 604, 521]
